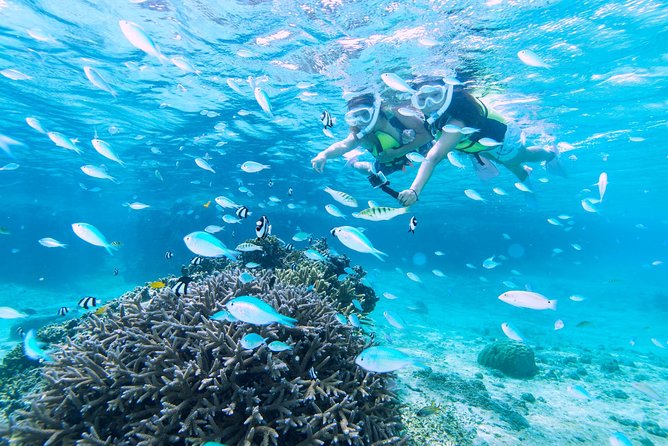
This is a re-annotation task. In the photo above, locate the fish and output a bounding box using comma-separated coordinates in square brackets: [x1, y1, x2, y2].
[118, 20, 166, 61]
[546, 218, 562, 226]
[630, 382, 663, 402]
[288, 187, 293, 196]
[238, 272, 255, 284]
[240, 333, 267, 350]
[355, 346, 427, 373]
[320, 110, 334, 129]
[416, 403, 441, 417]
[0, 163, 19, 171]
[81, 165, 118, 183]
[16, 327, 25, 338]
[24, 330, 52, 362]
[126, 202, 150, 210]
[149, 281, 166, 289]
[517, 49, 551, 68]
[222, 215, 242, 224]
[464, 189, 485, 202]
[72, 222, 116, 255]
[554, 319, 564, 330]
[569, 295, 586, 302]
[78, 296, 98, 310]
[406, 152, 426, 163]
[0, 68, 31, 81]
[224, 295, 297, 327]
[254, 87, 273, 117]
[501, 322, 525, 342]
[292, 231, 311, 242]
[581, 198, 598, 213]
[432, 269, 445, 277]
[236, 206, 251, 219]
[38, 237, 67, 248]
[83, 66, 116, 97]
[190, 256, 204, 266]
[268, 340, 293, 352]
[0, 306, 28, 319]
[26, 117, 46, 134]
[183, 232, 238, 260]
[203, 201, 211, 208]
[514, 182, 533, 193]
[576, 320, 592, 328]
[236, 242, 263, 252]
[256, 215, 271, 239]
[405, 273, 421, 285]
[245, 262, 261, 268]
[195, 157, 215, 173]
[330, 226, 387, 261]
[608, 432, 633, 446]
[215, 195, 240, 209]
[482, 256, 500, 269]
[165, 251, 173, 259]
[380, 73, 416, 93]
[567, 385, 592, 400]
[323, 187, 358, 208]
[171, 56, 199, 74]
[110, 241, 122, 248]
[304, 249, 327, 262]
[383, 310, 407, 330]
[492, 187, 507, 196]
[48, 131, 82, 154]
[334, 313, 348, 325]
[596, 172, 608, 201]
[57, 307, 69, 317]
[171, 276, 193, 297]
[348, 314, 361, 328]
[499, 291, 557, 310]
[352, 206, 409, 221]
[325, 204, 346, 218]
[204, 225, 224, 234]
[351, 299, 363, 311]
[241, 161, 270, 173]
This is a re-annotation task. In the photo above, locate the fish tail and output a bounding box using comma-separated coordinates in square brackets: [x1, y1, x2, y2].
[372, 250, 388, 262]
[549, 300, 558, 311]
[279, 316, 298, 327]
[412, 359, 430, 370]
[104, 245, 115, 256]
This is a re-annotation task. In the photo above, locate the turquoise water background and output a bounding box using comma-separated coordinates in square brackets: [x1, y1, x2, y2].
[0, 1, 667, 441]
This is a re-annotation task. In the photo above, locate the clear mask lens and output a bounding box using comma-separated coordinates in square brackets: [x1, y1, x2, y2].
[345, 107, 374, 127]
[411, 85, 446, 110]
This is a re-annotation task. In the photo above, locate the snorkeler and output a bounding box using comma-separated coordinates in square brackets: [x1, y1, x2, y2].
[310, 93, 432, 193]
[396, 76, 563, 206]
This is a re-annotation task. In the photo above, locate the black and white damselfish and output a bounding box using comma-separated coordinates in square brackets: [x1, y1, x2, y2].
[57, 306, 69, 317]
[236, 205, 250, 219]
[190, 256, 204, 266]
[172, 276, 193, 297]
[408, 216, 418, 234]
[255, 215, 271, 239]
[165, 250, 174, 259]
[320, 111, 334, 129]
[78, 296, 98, 310]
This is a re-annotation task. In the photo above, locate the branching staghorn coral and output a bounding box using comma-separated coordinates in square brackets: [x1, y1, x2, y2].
[8, 268, 404, 445]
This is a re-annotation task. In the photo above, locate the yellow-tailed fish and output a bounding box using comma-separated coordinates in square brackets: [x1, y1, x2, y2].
[352, 206, 408, 221]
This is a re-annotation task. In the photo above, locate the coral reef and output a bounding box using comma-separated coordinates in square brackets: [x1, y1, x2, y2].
[8, 268, 405, 445]
[477, 340, 538, 379]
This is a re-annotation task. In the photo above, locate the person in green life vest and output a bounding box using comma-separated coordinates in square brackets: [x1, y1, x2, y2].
[310, 93, 432, 182]
[395, 76, 564, 206]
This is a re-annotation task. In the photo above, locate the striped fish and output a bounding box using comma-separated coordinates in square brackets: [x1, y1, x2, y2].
[172, 276, 193, 297]
[236, 205, 250, 219]
[236, 242, 263, 252]
[190, 256, 204, 266]
[323, 187, 358, 208]
[16, 326, 25, 338]
[320, 110, 334, 129]
[78, 296, 98, 310]
[57, 306, 69, 317]
[352, 206, 409, 221]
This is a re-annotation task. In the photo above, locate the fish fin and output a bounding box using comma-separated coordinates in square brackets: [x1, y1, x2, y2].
[371, 250, 388, 262]
[105, 245, 115, 256]
[549, 300, 558, 311]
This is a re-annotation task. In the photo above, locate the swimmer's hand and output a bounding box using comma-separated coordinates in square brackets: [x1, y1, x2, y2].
[311, 154, 327, 173]
[401, 129, 416, 145]
[398, 188, 419, 206]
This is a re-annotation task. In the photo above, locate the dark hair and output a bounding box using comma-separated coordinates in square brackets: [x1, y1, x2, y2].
[411, 77, 485, 127]
[346, 93, 375, 110]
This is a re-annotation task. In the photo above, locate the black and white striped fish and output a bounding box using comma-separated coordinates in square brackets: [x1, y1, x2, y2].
[15, 327, 25, 338]
[408, 216, 418, 234]
[78, 296, 98, 310]
[255, 215, 271, 239]
[190, 256, 204, 266]
[172, 276, 193, 297]
[320, 111, 334, 129]
[57, 306, 69, 317]
[284, 243, 294, 251]
[165, 250, 173, 259]
[236, 206, 250, 219]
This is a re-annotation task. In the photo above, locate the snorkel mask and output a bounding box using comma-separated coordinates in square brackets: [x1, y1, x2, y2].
[344, 93, 381, 139]
[411, 80, 454, 125]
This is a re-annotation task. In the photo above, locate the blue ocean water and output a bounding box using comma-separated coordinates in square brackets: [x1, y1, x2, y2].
[1, 0, 667, 443]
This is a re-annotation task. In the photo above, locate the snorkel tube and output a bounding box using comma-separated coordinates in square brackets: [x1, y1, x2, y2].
[355, 93, 381, 139]
[426, 81, 454, 126]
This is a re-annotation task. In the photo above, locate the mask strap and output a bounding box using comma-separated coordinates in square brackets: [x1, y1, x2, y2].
[426, 83, 454, 126]
[355, 93, 381, 139]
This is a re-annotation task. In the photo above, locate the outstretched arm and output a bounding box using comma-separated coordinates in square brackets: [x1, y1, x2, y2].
[397, 118, 464, 205]
[376, 114, 433, 162]
[311, 133, 358, 173]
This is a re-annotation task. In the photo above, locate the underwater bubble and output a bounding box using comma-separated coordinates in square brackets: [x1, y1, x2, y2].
[412, 252, 427, 266]
[508, 243, 525, 258]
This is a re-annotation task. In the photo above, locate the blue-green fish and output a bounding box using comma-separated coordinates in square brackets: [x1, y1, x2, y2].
[352, 299, 363, 311]
[72, 222, 116, 255]
[330, 226, 387, 261]
[238, 272, 255, 284]
[348, 314, 360, 328]
[268, 340, 292, 352]
[224, 296, 297, 327]
[334, 313, 347, 325]
[355, 346, 427, 373]
[240, 333, 266, 350]
[183, 231, 238, 260]
[304, 249, 326, 262]
[24, 330, 52, 362]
